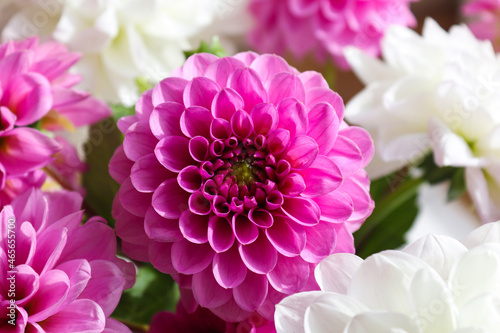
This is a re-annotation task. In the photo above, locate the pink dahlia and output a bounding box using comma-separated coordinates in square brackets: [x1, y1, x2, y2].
[463, 0, 500, 51]
[0, 189, 135, 332]
[110, 52, 374, 321]
[0, 36, 110, 205]
[248, 0, 417, 69]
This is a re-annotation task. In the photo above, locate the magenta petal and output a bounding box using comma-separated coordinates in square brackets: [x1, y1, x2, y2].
[300, 221, 337, 263]
[192, 266, 233, 308]
[228, 68, 268, 112]
[299, 155, 343, 197]
[267, 255, 309, 294]
[327, 135, 363, 178]
[183, 77, 220, 110]
[145, 206, 183, 242]
[12, 264, 39, 305]
[11, 188, 47, 234]
[103, 318, 130, 333]
[131, 153, 175, 193]
[45, 190, 83, 224]
[121, 241, 149, 262]
[152, 77, 188, 106]
[211, 88, 244, 121]
[171, 239, 214, 275]
[307, 102, 340, 154]
[210, 297, 253, 323]
[250, 54, 292, 84]
[233, 271, 268, 312]
[306, 88, 344, 120]
[31, 225, 67, 274]
[181, 53, 219, 80]
[115, 207, 149, 245]
[149, 102, 185, 140]
[117, 115, 137, 134]
[149, 241, 174, 274]
[279, 173, 306, 197]
[179, 210, 209, 244]
[118, 177, 152, 217]
[210, 118, 232, 140]
[231, 109, 254, 139]
[340, 177, 374, 225]
[267, 73, 306, 105]
[177, 165, 202, 193]
[281, 197, 320, 226]
[188, 190, 212, 215]
[339, 127, 374, 169]
[332, 223, 355, 254]
[312, 190, 353, 223]
[277, 98, 308, 137]
[267, 128, 290, 154]
[123, 121, 157, 162]
[40, 299, 105, 333]
[232, 214, 259, 245]
[51, 89, 110, 127]
[28, 269, 70, 322]
[0, 106, 16, 133]
[284, 135, 319, 170]
[208, 216, 235, 253]
[15, 222, 37, 267]
[265, 215, 306, 257]
[248, 209, 274, 228]
[0, 50, 30, 90]
[250, 103, 278, 135]
[55, 259, 91, 308]
[134, 89, 154, 119]
[233, 51, 259, 66]
[298, 71, 329, 91]
[212, 244, 247, 288]
[205, 57, 246, 87]
[239, 232, 278, 274]
[152, 179, 190, 219]
[0, 127, 60, 176]
[78, 260, 125, 316]
[109, 146, 134, 184]
[189, 136, 209, 162]
[155, 136, 194, 172]
[180, 106, 213, 138]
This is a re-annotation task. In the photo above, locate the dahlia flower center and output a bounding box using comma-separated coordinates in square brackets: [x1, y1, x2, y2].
[230, 161, 255, 186]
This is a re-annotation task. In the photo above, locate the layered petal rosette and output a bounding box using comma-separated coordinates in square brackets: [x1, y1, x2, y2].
[248, 0, 417, 69]
[0, 189, 135, 332]
[110, 52, 374, 321]
[0, 37, 110, 205]
[463, 0, 500, 51]
[276, 221, 500, 333]
[346, 18, 500, 222]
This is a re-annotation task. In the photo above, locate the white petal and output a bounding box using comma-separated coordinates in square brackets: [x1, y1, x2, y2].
[344, 47, 399, 85]
[275, 291, 325, 333]
[462, 221, 500, 248]
[465, 167, 500, 223]
[346, 312, 417, 333]
[315, 253, 363, 293]
[458, 295, 500, 331]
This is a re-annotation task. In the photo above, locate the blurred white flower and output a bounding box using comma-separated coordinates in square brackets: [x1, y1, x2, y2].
[275, 221, 500, 333]
[346, 18, 500, 222]
[0, 0, 251, 105]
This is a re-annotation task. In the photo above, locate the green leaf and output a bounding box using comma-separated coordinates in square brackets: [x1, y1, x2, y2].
[447, 168, 466, 202]
[112, 264, 180, 326]
[110, 104, 135, 122]
[82, 117, 123, 224]
[418, 153, 458, 184]
[184, 36, 227, 59]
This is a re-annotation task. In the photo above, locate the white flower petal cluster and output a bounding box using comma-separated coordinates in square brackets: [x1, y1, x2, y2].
[345, 18, 500, 222]
[275, 221, 500, 333]
[0, 0, 250, 105]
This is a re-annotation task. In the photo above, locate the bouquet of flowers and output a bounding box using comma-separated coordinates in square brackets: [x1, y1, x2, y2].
[1, 0, 499, 332]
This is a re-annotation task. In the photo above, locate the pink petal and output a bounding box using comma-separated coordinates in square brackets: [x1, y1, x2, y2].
[307, 102, 340, 154]
[45, 190, 83, 224]
[131, 153, 174, 193]
[249, 209, 274, 228]
[116, 115, 136, 134]
[123, 121, 157, 162]
[103, 318, 131, 333]
[144, 206, 183, 242]
[149, 241, 174, 275]
[228, 68, 268, 112]
[339, 126, 374, 169]
[0, 127, 60, 176]
[327, 135, 363, 178]
[183, 77, 220, 110]
[28, 269, 70, 322]
[180, 106, 213, 138]
[171, 239, 214, 275]
[0, 107, 16, 133]
[287, 0, 320, 16]
[305, 88, 344, 121]
[152, 178, 190, 219]
[268, 255, 309, 294]
[118, 177, 152, 217]
[12, 264, 39, 306]
[121, 241, 149, 262]
[181, 53, 219, 80]
[250, 103, 278, 135]
[0, 50, 30, 91]
[55, 259, 91, 308]
[332, 223, 355, 254]
[152, 77, 188, 106]
[233, 271, 268, 312]
[267, 73, 306, 105]
[114, 207, 149, 245]
[135, 89, 154, 120]
[312, 190, 353, 223]
[279, 173, 306, 197]
[208, 215, 235, 253]
[250, 54, 292, 84]
[179, 210, 209, 244]
[299, 155, 343, 197]
[10, 188, 47, 233]
[267, 128, 291, 154]
[51, 89, 110, 127]
[155, 136, 194, 172]
[284, 135, 319, 170]
[177, 165, 202, 193]
[189, 136, 209, 162]
[211, 88, 244, 121]
[109, 146, 134, 184]
[40, 299, 105, 333]
[300, 221, 337, 263]
[209, 297, 252, 323]
[149, 102, 185, 140]
[232, 214, 259, 245]
[192, 266, 233, 308]
[78, 260, 126, 316]
[265, 215, 306, 257]
[239, 231, 278, 274]
[277, 98, 308, 137]
[281, 197, 320, 226]
[233, 51, 259, 66]
[210, 118, 232, 140]
[298, 71, 329, 91]
[231, 109, 254, 139]
[212, 243, 247, 288]
[205, 57, 246, 87]
[31, 226, 68, 274]
[15, 222, 37, 267]
[340, 177, 374, 226]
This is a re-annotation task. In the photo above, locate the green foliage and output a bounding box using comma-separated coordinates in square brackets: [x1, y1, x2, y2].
[82, 117, 123, 224]
[447, 167, 466, 202]
[110, 103, 135, 123]
[184, 36, 227, 59]
[112, 264, 180, 327]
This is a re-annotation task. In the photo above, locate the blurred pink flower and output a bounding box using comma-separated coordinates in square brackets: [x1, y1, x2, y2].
[110, 52, 374, 322]
[463, 0, 500, 51]
[248, 0, 417, 69]
[0, 36, 110, 205]
[0, 189, 135, 332]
